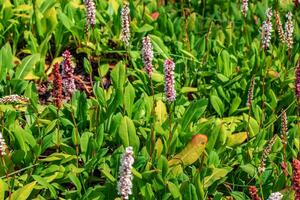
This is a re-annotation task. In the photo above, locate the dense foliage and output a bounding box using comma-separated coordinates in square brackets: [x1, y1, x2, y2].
[0, 0, 300, 199]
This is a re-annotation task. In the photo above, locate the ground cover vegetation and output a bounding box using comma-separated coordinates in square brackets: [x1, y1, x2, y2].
[0, 0, 300, 199]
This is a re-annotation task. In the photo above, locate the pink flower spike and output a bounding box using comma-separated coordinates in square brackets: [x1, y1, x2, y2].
[164, 59, 176, 102]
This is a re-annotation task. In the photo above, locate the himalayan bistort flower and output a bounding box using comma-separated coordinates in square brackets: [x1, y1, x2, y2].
[246, 76, 255, 107]
[267, 192, 283, 200]
[62, 50, 76, 100]
[292, 159, 300, 199]
[241, 0, 248, 17]
[84, 0, 96, 33]
[285, 12, 294, 50]
[261, 8, 273, 50]
[0, 132, 7, 156]
[274, 11, 285, 44]
[141, 36, 154, 78]
[0, 95, 28, 104]
[249, 186, 261, 200]
[52, 63, 63, 108]
[281, 109, 288, 143]
[121, 3, 130, 47]
[258, 135, 277, 174]
[164, 59, 176, 102]
[295, 59, 300, 99]
[118, 146, 134, 200]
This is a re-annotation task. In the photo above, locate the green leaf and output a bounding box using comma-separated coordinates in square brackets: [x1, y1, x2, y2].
[11, 181, 37, 200]
[118, 116, 140, 150]
[80, 132, 93, 153]
[32, 175, 57, 198]
[111, 62, 126, 90]
[229, 96, 241, 115]
[68, 173, 82, 193]
[204, 167, 232, 188]
[167, 182, 181, 199]
[136, 24, 153, 33]
[0, 179, 8, 200]
[15, 54, 40, 79]
[181, 99, 208, 131]
[210, 95, 224, 117]
[150, 34, 169, 59]
[206, 119, 222, 153]
[0, 43, 13, 81]
[124, 83, 136, 117]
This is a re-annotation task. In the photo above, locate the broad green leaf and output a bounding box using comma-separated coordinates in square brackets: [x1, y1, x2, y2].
[180, 87, 198, 93]
[111, 62, 126, 90]
[136, 24, 153, 33]
[206, 119, 222, 153]
[169, 134, 207, 167]
[167, 182, 181, 199]
[101, 168, 116, 182]
[15, 54, 40, 79]
[118, 116, 140, 150]
[210, 95, 224, 117]
[204, 167, 232, 188]
[150, 34, 169, 59]
[80, 132, 93, 153]
[124, 83, 136, 117]
[0, 43, 13, 81]
[240, 164, 256, 177]
[68, 173, 82, 192]
[181, 99, 208, 131]
[229, 96, 241, 115]
[32, 175, 57, 198]
[0, 179, 8, 200]
[11, 181, 37, 200]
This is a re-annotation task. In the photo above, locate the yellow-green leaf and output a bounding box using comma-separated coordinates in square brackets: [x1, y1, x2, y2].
[11, 181, 37, 200]
[169, 134, 207, 167]
[226, 132, 248, 147]
[155, 100, 167, 125]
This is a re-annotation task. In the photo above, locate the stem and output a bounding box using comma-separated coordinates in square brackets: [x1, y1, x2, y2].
[167, 102, 173, 156]
[297, 98, 300, 159]
[2, 156, 11, 199]
[260, 51, 268, 130]
[70, 109, 80, 167]
[149, 77, 156, 158]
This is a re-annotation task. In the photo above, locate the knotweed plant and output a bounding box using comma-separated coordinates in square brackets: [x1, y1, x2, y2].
[274, 11, 285, 44]
[267, 192, 283, 200]
[120, 3, 130, 47]
[142, 36, 156, 157]
[285, 12, 293, 51]
[62, 50, 76, 100]
[118, 146, 134, 200]
[261, 8, 273, 50]
[241, 0, 248, 17]
[84, 0, 96, 33]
